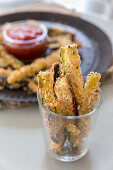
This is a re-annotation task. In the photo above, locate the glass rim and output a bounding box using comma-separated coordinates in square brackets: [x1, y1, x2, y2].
[37, 90, 103, 120]
[2, 20, 48, 44]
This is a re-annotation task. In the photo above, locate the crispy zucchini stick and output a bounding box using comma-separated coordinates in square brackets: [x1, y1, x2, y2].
[0, 58, 9, 68]
[79, 72, 101, 115]
[0, 68, 28, 90]
[0, 46, 23, 69]
[54, 75, 77, 116]
[54, 76, 74, 103]
[53, 100, 75, 116]
[64, 124, 81, 148]
[38, 71, 66, 150]
[48, 34, 73, 49]
[7, 59, 47, 84]
[0, 68, 12, 76]
[38, 71, 55, 104]
[7, 82, 27, 90]
[77, 72, 101, 138]
[7, 50, 59, 84]
[48, 27, 75, 38]
[50, 140, 63, 154]
[60, 44, 84, 108]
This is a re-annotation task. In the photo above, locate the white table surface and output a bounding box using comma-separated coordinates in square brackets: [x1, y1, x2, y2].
[0, 14, 113, 170]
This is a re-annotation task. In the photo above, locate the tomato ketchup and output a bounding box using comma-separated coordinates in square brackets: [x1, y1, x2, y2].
[2, 20, 48, 61]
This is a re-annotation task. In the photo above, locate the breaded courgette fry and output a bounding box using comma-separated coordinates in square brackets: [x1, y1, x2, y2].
[54, 75, 77, 116]
[77, 72, 101, 138]
[50, 140, 63, 154]
[64, 124, 81, 148]
[60, 44, 84, 108]
[79, 72, 101, 115]
[44, 110, 77, 154]
[0, 68, 28, 90]
[0, 68, 12, 76]
[60, 44, 81, 75]
[7, 50, 60, 84]
[38, 74, 67, 151]
[0, 68, 12, 89]
[53, 99, 75, 116]
[0, 46, 23, 69]
[7, 59, 47, 84]
[54, 76, 74, 103]
[44, 103, 65, 154]
[38, 71, 55, 104]
[46, 113, 66, 152]
[0, 58, 9, 68]
[48, 27, 75, 38]
[0, 79, 27, 90]
[7, 82, 27, 90]
[48, 34, 73, 49]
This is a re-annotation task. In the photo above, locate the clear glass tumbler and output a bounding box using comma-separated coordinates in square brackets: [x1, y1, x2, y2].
[37, 92, 102, 162]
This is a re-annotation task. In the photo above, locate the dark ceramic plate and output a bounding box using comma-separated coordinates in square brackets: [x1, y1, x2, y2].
[0, 11, 112, 103]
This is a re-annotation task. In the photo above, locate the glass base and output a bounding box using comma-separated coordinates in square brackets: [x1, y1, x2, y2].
[48, 149, 88, 162]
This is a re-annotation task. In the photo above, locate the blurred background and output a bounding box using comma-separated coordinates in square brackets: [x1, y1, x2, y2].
[0, 0, 113, 20]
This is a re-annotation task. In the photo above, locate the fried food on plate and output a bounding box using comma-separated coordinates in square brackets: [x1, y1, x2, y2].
[7, 50, 59, 84]
[0, 45, 24, 69]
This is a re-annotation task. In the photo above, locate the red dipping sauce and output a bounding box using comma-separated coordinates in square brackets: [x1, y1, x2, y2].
[2, 20, 48, 61]
[7, 27, 43, 41]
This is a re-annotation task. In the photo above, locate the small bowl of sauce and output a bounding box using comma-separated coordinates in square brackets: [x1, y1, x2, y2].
[2, 20, 48, 61]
